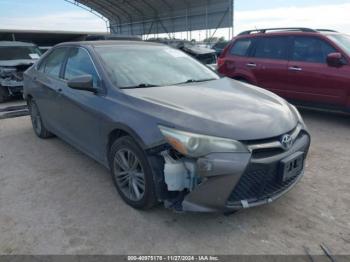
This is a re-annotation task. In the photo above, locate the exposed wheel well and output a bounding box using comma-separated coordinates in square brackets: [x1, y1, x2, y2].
[107, 129, 129, 157]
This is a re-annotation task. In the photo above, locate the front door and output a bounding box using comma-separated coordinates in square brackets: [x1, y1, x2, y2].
[287, 36, 348, 107]
[59, 47, 104, 160]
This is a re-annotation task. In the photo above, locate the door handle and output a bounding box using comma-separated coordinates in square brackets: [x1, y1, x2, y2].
[288, 66, 302, 71]
[246, 63, 257, 68]
[57, 88, 63, 93]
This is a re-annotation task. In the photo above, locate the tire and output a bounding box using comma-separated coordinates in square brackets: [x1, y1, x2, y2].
[28, 99, 53, 139]
[0, 86, 9, 103]
[109, 136, 158, 210]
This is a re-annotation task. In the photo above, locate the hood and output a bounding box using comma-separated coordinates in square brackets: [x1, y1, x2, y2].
[123, 78, 298, 141]
[0, 59, 36, 67]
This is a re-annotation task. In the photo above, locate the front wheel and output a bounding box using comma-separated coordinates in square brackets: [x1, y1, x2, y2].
[28, 99, 53, 138]
[109, 136, 158, 210]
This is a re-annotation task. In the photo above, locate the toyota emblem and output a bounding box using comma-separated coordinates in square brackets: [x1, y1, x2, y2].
[281, 134, 293, 150]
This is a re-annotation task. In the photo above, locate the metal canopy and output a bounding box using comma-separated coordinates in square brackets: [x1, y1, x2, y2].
[75, 0, 234, 36]
[0, 29, 106, 46]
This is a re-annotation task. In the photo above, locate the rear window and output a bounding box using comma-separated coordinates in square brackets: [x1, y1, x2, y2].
[230, 38, 252, 56]
[254, 37, 288, 60]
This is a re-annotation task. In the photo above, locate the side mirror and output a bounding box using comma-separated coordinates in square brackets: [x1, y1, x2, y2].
[327, 52, 346, 67]
[67, 75, 96, 93]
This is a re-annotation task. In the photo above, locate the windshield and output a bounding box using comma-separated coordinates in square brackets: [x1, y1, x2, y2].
[96, 45, 219, 88]
[0, 46, 41, 61]
[327, 34, 350, 55]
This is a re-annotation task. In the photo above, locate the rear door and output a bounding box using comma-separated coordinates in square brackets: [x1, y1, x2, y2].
[287, 36, 348, 107]
[249, 36, 290, 95]
[220, 37, 256, 82]
[35, 47, 68, 133]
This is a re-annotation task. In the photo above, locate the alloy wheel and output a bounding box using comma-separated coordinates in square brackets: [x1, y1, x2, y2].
[113, 148, 146, 202]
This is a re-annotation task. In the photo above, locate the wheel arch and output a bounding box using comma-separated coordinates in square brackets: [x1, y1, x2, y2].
[106, 124, 148, 164]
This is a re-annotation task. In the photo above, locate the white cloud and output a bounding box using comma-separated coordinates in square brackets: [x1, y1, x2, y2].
[235, 3, 350, 34]
[0, 11, 107, 32]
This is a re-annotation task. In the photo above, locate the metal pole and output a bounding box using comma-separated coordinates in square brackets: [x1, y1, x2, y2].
[186, 7, 189, 40]
[205, 1, 209, 40]
[232, 0, 235, 38]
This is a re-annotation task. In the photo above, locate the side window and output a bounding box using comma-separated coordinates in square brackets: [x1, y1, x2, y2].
[64, 48, 99, 87]
[254, 37, 288, 60]
[292, 37, 337, 63]
[43, 48, 67, 78]
[230, 38, 252, 56]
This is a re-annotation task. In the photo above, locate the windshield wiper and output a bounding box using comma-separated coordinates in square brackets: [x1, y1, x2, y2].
[120, 83, 160, 89]
[174, 78, 217, 85]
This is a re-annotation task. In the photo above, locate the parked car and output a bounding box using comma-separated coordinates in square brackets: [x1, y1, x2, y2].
[24, 41, 310, 213]
[218, 28, 350, 112]
[85, 34, 142, 41]
[211, 40, 229, 56]
[0, 41, 41, 102]
[149, 39, 217, 68]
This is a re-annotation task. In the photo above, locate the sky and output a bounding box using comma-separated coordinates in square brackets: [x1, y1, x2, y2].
[0, 0, 349, 39]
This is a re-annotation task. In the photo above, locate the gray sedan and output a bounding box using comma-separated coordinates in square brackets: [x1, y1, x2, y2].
[23, 41, 310, 213]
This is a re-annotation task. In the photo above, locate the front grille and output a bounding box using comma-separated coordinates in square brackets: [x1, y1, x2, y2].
[227, 163, 302, 204]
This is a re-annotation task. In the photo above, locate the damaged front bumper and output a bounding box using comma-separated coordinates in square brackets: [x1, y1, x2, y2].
[1, 79, 24, 94]
[0, 64, 32, 95]
[160, 128, 311, 213]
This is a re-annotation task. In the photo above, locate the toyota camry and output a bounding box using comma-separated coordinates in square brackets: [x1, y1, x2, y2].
[23, 41, 310, 213]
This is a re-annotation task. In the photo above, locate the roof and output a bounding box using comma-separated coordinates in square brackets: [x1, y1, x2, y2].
[0, 41, 37, 47]
[57, 40, 164, 47]
[237, 27, 340, 36]
[76, 0, 234, 35]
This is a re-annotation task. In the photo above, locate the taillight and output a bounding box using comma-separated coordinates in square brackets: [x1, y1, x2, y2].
[217, 57, 225, 68]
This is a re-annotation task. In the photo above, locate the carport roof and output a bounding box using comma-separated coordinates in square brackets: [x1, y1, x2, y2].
[75, 0, 234, 35]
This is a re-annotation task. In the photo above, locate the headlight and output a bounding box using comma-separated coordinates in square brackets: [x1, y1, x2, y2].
[159, 126, 248, 158]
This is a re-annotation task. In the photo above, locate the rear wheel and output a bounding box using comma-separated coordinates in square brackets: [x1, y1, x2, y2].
[0, 86, 9, 103]
[28, 99, 53, 138]
[109, 136, 158, 210]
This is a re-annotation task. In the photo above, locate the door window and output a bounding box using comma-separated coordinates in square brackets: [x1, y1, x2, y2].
[42, 48, 67, 78]
[254, 37, 288, 60]
[230, 38, 253, 56]
[64, 48, 99, 87]
[292, 37, 337, 63]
